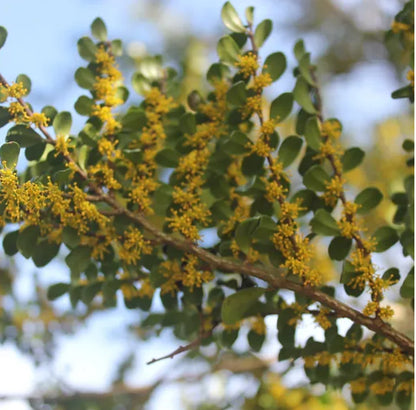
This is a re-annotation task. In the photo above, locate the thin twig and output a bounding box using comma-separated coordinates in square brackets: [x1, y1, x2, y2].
[146, 331, 212, 365]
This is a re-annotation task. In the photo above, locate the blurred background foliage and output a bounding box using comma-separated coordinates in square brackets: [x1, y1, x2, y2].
[0, 0, 413, 409]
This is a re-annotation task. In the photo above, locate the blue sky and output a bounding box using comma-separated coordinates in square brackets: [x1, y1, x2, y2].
[0, 1, 411, 409]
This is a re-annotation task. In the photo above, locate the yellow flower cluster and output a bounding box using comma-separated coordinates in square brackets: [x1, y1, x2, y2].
[160, 254, 214, 294]
[91, 46, 123, 135]
[250, 315, 266, 335]
[88, 162, 121, 190]
[322, 175, 345, 206]
[241, 95, 262, 119]
[126, 87, 176, 215]
[253, 73, 272, 91]
[118, 226, 151, 265]
[235, 52, 259, 78]
[55, 135, 70, 157]
[314, 307, 332, 330]
[137, 278, 155, 298]
[337, 201, 361, 238]
[97, 138, 121, 161]
[370, 378, 395, 395]
[168, 82, 227, 241]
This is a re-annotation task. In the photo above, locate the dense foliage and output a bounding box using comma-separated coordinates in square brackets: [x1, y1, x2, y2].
[0, 1, 413, 408]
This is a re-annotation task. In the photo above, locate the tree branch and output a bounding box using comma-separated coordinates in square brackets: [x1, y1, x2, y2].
[102, 195, 414, 356]
[146, 331, 212, 365]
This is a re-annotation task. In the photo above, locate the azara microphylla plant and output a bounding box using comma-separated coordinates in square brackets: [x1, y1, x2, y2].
[0, 1, 413, 408]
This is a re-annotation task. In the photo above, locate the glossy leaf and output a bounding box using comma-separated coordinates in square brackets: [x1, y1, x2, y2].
[221, 2, 246, 33]
[270, 92, 293, 122]
[47, 283, 70, 301]
[303, 165, 331, 191]
[263, 52, 286, 82]
[373, 226, 399, 253]
[0, 142, 20, 168]
[91, 17, 107, 41]
[342, 147, 365, 172]
[221, 288, 265, 325]
[6, 125, 43, 147]
[226, 81, 247, 106]
[77, 37, 98, 61]
[355, 187, 383, 214]
[310, 209, 340, 236]
[294, 76, 316, 114]
[328, 236, 352, 260]
[0, 26, 7, 49]
[0, 107, 11, 128]
[53, 111, 72, 136]
[217, 35, 241, 64]
[278, 136, 303, 168]
[75, 67, 96, 89]
[304, 116, 321, 150]
[254, 19, 272, 48]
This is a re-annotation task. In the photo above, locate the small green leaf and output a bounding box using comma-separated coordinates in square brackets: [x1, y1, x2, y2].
[245, 7, 254, 25]
[341, 262, 364, 296]
[32, 241, 60, 267]
[278, 136, 303, 168]
[355, 187, 383, 214]
[328, 236, 352, 260]
[155, 148, 179, 168]
[131, 72, 151, 96]
[221, 288, 265, 325]
[222, 131, 251, 155]
[400, 229, 414, 258]
[0, 142, 20, 168]
[6, 125, 43, 147]
[235, 217, 260, 252]
[77, 37, 98, 62]
[74, 96, 94, 116]
[179, 112, 196, 134]
[217, 35, 241, 64]
[304, 116, 322, 151]
[248, 330, 265, 351]
[226, 81, 247, 106]
[3, 230, 19, 256]
[402, 139, 414, 152]
[382, 268, 400, 284]
[263, 52, 286, 82]
[298, 53, 315, 85]
[207, 63, 230, 84]
[400, 268, 414, 298]
[75, 67, 96, 89]
[342, 147, 365, 172]
[91, 17, 107, 41]
[62, 226, 80, 248]
[373, 226, 399, 253]
[47, 283, 70, 301]
[294, 39, 306, 62]
[221, 2, 246, 33]
[65, 246, 92, 276]
[310, 209, 340, 236]
[82, 282, 103, 305]
[242, 153, 264, 176]
[270, 93, 293, 122]
[17, 225, 40, 258]
[111, 39, 123, 56]
[25, 142, 46, 161]
[121, 108, 147, 131]
[254, 19, 272, 48]
[0, 107, 11, 128]
[53, 111, 72, 136]
[303, 165, 330, 191]
[16, 74, 31, 95]
[0, 26, 7, 49]
[293, 76, 316, 114]
[392, 85, 413, 100]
